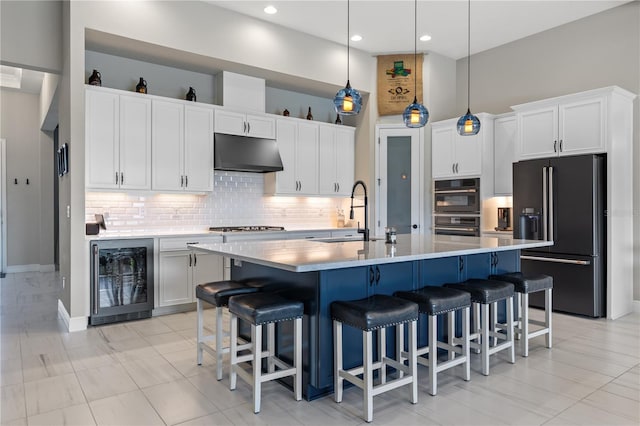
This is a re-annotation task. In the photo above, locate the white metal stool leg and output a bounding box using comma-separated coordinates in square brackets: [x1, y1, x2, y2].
[521, 293, 530, 357]
[507, 296, 515, 364]
[252, 324, 262, 413]
[294, 317, 302, 401]
[229, 313, 238, 391]
[428, 313, 438, 395]
[480, 303, 490, 376]
[447, 311, 455, 361]
[462, 306, 471, 381]
[408, 320, 418, 404]
[545, 288, 553, 348]
[363, 330, 374, 423]
[378, 327, 386, 384]
[333, 320, 343, 403]
[215, 306, 225, 379]
[196, 299, 204, 365]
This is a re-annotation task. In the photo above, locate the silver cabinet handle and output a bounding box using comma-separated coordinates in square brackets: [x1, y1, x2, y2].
[188, 253, 192, 267]
[434, 226, 477, 232]
[553, 140, 557, 152]
[521, 255, 590, 265]
[120, 172, 124, 185]
[298, 181, 302, 192]
[193, 253, 197, 267]
[559, 140, 563, 152]
[115, 172, 119, 185]
[452, 163, 455, 173]
[181, 175, 184, 187]
[185, 175, 188, 188]
[434, 189, 477, 194]
[247, 122, 251, 134]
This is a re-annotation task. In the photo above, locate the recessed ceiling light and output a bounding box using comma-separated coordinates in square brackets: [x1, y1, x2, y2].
[264, 5, 277, 15]
[420, 34, 432, 42]
[351, 35, 362, 42]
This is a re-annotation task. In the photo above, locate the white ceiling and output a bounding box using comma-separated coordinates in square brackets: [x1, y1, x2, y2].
[206, 0, 631, 59]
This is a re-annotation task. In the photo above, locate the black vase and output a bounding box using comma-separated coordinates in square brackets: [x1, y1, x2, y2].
[335, 114, 342, 125]
[88, 69, 101, 86]
[306, 107, 313, 120]
[185, 87, 196, 102]
[135, 77, 147, 94]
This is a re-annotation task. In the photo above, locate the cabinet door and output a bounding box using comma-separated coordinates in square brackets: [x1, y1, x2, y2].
[158, 252, 192, 307]
[370, 262, 415, 296]
[191, 252, 224, 299]
[272, 119, 297, 194]
[214, 109, 245, 136]
[335, 127, 355, 196]
[152, 100, 184, 191]
[245, 114, 275, 139]
[86, 89, 119, 189]
[518, 106, 558, 160]
[296, 121, 319, 194]
[431, 126, 456, 178]
[494, 116, 516, 195]
[559, 96, 605, 156]
[119, 95, 152, 190]
[454, 132, 482, 177]
[317, 125, 337, 195]
[184, 105, 214, 192]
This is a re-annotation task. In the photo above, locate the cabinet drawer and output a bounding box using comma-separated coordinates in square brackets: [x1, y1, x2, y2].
[159, 236, 223, 251]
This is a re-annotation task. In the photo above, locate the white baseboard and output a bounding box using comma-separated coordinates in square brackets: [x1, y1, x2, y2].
[6, 264, 56, 273]
[633, 300, 640, 313]
[57, 299, 88, 332]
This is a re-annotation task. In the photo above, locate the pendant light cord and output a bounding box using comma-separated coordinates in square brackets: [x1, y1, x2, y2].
[347, 0, 350, 81]
[467, 0, 471, 111]
[414, 0, 417, 101]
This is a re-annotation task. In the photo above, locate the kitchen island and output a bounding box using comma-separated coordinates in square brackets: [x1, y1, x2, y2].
[191, 234, 552, 399]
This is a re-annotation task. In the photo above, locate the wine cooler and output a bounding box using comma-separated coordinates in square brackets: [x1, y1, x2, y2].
[90, 239, 154, 325]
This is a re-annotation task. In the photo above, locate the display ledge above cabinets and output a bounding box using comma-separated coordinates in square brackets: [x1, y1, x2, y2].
[85, 85, 355, 196]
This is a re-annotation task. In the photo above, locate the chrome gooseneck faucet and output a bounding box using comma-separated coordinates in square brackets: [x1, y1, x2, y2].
[349, 180, 369, 241]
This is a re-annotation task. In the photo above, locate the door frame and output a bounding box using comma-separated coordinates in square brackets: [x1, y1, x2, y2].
[374, 124, 425, 237]
[0, 138, 6, 276]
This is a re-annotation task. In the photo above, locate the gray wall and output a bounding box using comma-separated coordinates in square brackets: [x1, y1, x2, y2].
[0, 0, 62, 73]
[456, 2, 640, 299]
[0, 90, 54, 268]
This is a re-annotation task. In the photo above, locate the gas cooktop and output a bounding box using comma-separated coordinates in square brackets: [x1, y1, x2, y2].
[209, 226, 286, 233]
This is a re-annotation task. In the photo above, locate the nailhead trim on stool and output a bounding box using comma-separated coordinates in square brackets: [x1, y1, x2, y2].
[228, 292, 304, 414]
[395, 286, 471, 395]
[490, 272, 553, 357]
[195, 280, 261, 380]
[444, 279, 515, 376]
[331, 294, 419, 423]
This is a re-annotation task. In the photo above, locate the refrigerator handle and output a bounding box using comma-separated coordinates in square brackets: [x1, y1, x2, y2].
[92, 244, 99, 315]
[548, 166, 554, 241]
[542, 166, 548, 241]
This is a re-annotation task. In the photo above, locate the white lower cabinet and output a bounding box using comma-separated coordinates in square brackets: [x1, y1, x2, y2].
[158, 238, 223, 307]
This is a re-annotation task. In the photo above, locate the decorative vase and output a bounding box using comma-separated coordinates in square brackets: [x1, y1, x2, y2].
[283, 109, 290, 117]
[335, 114, 342, 125]
[185, 87, 196, 101]
[306, 107, 313, 120]
[135, 77, 147, 94]
[88, 69, 102, 86]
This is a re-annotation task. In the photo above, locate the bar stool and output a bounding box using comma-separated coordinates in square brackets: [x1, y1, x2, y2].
[394, 286, 471, 395]
[490, 272, 553, 356]
[331, 294, 418, 423]
[444, 279, 515, 376]
[195, 280, 261, 380]
[228, 292, 303, 414]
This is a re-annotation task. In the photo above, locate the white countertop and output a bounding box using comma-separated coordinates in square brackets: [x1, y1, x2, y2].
[190, 234, 554, 273]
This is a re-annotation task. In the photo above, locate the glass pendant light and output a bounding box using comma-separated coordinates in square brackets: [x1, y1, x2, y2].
[457, 0, 480, 136]
[333, 0, 362, 116]
[403, 0, 429, 128]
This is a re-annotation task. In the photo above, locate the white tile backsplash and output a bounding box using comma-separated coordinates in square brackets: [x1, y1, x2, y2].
[86, 171, 350, 231]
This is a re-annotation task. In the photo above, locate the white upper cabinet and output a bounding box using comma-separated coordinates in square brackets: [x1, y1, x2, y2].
[431, 113, 493, 180]
[318, 124, 355, 196]
[513, 88, 612, 160]
[152, 99, 214, 192]
[493, 114, 516, 195]
[266, 119, 318, 195]
[214, 109, 275, 139]
[86, 87, 151, 190]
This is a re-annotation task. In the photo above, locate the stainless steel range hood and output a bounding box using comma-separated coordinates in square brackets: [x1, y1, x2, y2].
[214, 133, 283, 173]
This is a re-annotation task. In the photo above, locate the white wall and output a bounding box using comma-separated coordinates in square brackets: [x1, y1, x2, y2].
[0, 90, 51, 269]
[0, 0, 62, 73]
[456, 2, 640, 304]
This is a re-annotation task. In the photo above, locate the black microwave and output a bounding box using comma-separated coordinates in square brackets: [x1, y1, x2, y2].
[434, 178, 480, 214]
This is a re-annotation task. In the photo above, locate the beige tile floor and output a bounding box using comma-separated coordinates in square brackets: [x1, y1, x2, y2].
[1, 271, 638, 425]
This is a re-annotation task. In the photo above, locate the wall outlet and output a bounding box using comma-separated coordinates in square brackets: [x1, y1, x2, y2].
[62, 276, 66, 289]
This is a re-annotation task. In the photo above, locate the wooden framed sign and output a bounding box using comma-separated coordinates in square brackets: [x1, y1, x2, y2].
[377, 53, 423, 116]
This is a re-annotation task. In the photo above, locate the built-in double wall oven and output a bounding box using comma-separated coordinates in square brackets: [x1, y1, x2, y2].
[433, 178, 481, 237]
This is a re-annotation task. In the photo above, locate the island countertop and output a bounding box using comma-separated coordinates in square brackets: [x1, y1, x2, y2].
[190, 234, 553, 272]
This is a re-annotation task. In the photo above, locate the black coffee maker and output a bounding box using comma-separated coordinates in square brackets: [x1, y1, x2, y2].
[496, 207, 511, 231]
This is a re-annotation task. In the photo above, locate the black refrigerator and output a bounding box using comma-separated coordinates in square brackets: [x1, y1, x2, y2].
[513, 154, 605, 317]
